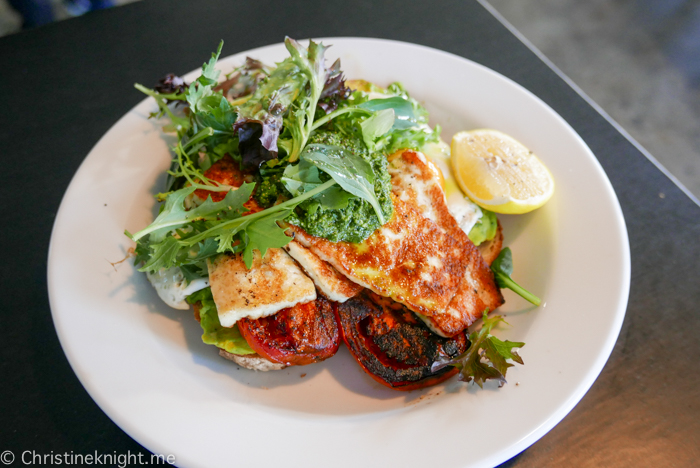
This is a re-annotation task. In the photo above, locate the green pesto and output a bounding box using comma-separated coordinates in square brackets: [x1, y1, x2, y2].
[253, 168, 290, 208]
[286, 130, 394, 243]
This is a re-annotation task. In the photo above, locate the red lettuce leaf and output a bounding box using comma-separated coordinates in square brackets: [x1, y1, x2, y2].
[237, 122, 277, 168]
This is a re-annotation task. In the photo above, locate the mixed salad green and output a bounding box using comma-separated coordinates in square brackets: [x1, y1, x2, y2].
[127, 38, 440, 274]
[128, 38, 534, 386]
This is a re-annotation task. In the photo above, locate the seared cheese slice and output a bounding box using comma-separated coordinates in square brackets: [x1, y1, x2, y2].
[388, 149, 504, 334]
[421, 141, 485, 235]
[388, 149, 449, 227]
[444, 250, 505, 326]
[284, 241, 363, 303]
[392, 148, 503, 265]
[291, 194, 471, 318]
[207, 248, 316, 328]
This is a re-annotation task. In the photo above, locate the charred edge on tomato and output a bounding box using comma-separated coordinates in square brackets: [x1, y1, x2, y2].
[238, 296, 340, 366]
[336, 292, 469, 390]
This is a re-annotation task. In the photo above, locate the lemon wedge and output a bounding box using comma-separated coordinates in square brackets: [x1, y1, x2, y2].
[451, 129, 554, 214]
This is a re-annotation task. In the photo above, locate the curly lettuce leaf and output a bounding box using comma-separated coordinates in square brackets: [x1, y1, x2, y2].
[432, 311, 525, 388]
[136, 41, 241, 191]
[280, 38, 329, 161]
[318, 58, 351, 113]
[197, 41, 224, 87]
[154, 73, 188, 96]
[187, 288, 255, 355]
[192, 96, 237, 136]
[237, 122, 277, 169]
[186, 41, 224, 112]
[234, 37, 325, 157]
[217, 57, 270, 100]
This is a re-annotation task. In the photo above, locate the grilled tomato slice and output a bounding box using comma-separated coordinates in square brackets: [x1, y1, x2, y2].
[336, 292, 468, 390]
[237, 296, 340, 366]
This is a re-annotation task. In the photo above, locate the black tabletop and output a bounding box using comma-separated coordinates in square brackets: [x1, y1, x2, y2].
[1, 0, 699, 467]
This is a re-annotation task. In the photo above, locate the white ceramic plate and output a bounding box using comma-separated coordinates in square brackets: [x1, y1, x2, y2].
[48, 38, 630, 468]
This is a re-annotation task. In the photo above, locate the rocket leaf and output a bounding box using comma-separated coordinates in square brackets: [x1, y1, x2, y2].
[128, 184, 255, 243]
[130, 179, 339, 273]
[300, 143, 385, 224]
[241, 208, 295, 268]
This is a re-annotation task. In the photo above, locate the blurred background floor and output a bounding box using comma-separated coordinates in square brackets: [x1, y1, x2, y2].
[486, 0, 700, 202]
[2, 0, 699, 202]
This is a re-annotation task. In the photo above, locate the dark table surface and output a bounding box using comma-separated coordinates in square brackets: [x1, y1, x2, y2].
[1, 0, 699, 467]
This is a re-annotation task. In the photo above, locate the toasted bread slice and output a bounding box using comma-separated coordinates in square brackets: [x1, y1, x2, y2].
[477, 220, 503, 265]
[218, 350, 286, 371]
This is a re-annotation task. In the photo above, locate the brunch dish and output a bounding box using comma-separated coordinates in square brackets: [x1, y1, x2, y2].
[47, 38, 630, 468]
[127, 37, 548, 389]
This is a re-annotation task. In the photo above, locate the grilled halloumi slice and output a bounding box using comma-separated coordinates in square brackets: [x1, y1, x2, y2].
[388, 149, 452, 228]
[390, 148, 503, 265]
[290, 194, 471, 322]
[388, 149, 504, 334]
[207, 248, 316, 328]
[284, 241, 363, 302]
